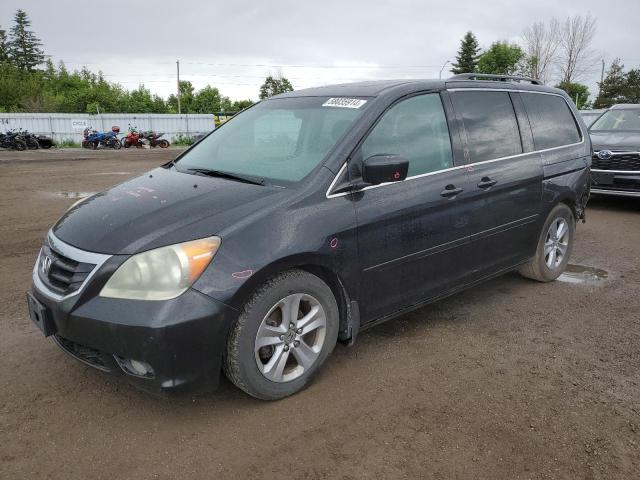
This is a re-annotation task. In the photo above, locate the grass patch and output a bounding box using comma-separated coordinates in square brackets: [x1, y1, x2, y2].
[57, 138, 81, 148]
[172, 134, 195, 146]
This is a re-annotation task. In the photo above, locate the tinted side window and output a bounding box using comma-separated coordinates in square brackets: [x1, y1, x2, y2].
[520, 93, 581, 149]
[361, 93, 453, 177]
[451, 91, 522, 162]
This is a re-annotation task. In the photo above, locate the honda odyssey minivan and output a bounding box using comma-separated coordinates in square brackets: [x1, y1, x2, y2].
[28, 74, 591, 400]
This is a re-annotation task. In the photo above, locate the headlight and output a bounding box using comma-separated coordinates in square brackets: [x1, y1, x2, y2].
[100, 236, 221, 300]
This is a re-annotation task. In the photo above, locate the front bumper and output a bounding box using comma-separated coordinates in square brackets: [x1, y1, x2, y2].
[30, 237, 238, 394]
[591, 169, 640, 198]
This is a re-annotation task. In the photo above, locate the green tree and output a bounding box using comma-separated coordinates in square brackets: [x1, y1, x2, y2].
[593, 59, 627, 108]
[0, 26, 9, 63]
[477, 41, 525, 75]
[557, 82, 590, 109]
[193, 85, 225, 113]
[259, 75, 293, 99]
[232, 99, 254, 111]
[622, 69, 640, 104]
[450, 31, 481, 74]
[8, 10, 44, 71]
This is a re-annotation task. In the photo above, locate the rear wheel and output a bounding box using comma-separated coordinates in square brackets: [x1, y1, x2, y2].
[111, 139, 122, 150]
[26, 137, 40, 149]
[13, 140, 27, 151]
[519, 204, 575, 282]
[158, 139, 170, 148]
[224, 270, 339, 400]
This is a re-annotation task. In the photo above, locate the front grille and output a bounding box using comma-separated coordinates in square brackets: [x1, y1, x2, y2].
[38, 244, 96, 296]
[53, 335, 113, 372]
[592, 152, 640, 171]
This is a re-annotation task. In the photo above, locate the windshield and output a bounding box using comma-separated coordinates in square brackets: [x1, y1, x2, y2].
[175, 96, 368, 185]
[590, 109, 640, 131]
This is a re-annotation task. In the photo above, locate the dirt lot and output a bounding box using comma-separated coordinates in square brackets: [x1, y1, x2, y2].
[0, 148, 639, 479]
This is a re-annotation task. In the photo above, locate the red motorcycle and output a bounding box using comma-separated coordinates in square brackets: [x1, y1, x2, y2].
[122, 125, 142, 148]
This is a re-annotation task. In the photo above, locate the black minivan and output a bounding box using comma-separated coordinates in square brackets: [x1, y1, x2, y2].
[28, 74, 591, 400]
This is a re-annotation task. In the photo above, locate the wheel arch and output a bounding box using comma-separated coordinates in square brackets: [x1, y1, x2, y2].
[228, 255, 359, 345]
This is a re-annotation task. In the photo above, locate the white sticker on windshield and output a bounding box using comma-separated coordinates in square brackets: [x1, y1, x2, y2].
[322, 98, 367, 109]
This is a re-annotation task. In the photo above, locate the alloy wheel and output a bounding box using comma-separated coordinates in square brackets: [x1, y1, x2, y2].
[254, 293, 327, 383]
[544, 217, 569, 269]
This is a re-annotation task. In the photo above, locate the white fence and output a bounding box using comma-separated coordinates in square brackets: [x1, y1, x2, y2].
[0, 113, 216, 143]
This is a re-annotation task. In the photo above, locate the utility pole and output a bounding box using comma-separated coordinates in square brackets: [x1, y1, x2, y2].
[598, 59, 605, 98]
[176, 59, 181, 115]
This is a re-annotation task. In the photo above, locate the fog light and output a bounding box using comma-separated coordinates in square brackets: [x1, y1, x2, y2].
[114, 356, 155, 378]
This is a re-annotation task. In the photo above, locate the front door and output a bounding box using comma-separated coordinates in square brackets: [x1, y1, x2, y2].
[351, 92, 472, 322]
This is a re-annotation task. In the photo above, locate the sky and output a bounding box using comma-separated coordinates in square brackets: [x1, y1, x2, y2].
[1, 0, 639, 102]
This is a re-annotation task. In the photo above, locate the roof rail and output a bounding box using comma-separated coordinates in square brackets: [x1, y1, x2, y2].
[448, 73, 543, 85]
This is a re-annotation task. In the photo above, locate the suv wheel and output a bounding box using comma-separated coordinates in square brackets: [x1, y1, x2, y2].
[224, 270, 339, 400]
[519, 203, 575, 282]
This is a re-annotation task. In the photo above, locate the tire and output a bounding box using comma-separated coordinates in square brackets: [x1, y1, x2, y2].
[90, 141, 98, 150]
[519, 203, 575, 282]
[224, 270, 339, 400]
[159, 139, 169, 148]
[13, 140, 27, 151]
[123, 139, 131, 148]
[111, 139, 122, 150]
[26, 137, 40, 149]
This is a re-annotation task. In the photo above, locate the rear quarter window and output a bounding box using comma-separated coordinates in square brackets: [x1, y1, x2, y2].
[520, 93, 581, 150]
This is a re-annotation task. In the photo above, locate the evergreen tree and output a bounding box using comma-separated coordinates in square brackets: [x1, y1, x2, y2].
[8, 10, 44, 71]
[450, 31, 481, 75]
[0, 26, 9, 63]
[593, 59, 627, 108]
[624, 69, 640, 104]
[259, 75, 293, 99]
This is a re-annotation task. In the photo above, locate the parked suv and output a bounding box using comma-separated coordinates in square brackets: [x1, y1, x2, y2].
[589, 104, 640, 197]
[28, 74, 591, 400]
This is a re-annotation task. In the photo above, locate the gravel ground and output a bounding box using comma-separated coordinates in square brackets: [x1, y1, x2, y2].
[0, 148, 639, 479]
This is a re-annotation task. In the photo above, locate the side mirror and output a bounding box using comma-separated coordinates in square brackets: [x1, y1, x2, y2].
[362, 154, 409, 185]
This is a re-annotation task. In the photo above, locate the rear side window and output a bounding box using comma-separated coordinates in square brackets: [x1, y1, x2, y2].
[360, 93, 453, 177]
[451, 91, 523, 163]
[520, 93, 581, 150]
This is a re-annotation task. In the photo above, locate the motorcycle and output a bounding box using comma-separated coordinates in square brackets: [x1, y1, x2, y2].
[82, 126, 122, 150]
[141, 130, 170, 148]
[122, 124, 142, 148]
[15, 129, 42, 149]
[0, 130, 27, 151]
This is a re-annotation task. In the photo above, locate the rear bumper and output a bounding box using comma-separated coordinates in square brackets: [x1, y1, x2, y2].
[31, 285, 238, 394]
[591, 169, 640, 197]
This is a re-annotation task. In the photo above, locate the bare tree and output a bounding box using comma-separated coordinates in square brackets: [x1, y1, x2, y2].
[557, 14, 598, 84]
[522, 19, 561, 83]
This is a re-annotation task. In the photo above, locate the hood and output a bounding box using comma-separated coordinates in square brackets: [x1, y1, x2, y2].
[589, 131, 640, 150]
[53, 167, 284, 255]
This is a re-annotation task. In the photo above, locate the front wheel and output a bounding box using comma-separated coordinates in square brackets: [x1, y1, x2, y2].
[26, 137, 40, 149]
[224, 270, 339, 400]
[158, 139, 170, 148]
[111, 139, 122, 150]
[13, 140, 27, 151]
[519, 204, 575, 282]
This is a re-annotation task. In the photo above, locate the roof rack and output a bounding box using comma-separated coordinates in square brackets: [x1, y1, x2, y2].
[448, 73, 543, 85]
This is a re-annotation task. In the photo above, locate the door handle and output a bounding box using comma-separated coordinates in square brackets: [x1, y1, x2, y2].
[440, 184, 464, 198]
[477, 177, 498, 189]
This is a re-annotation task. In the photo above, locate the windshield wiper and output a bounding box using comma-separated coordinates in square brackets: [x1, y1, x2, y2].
[186, 168, 265, 186]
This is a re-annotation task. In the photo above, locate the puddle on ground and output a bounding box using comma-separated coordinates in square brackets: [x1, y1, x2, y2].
[558, 264, 609, 284]
[50, 191, 97, 199]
